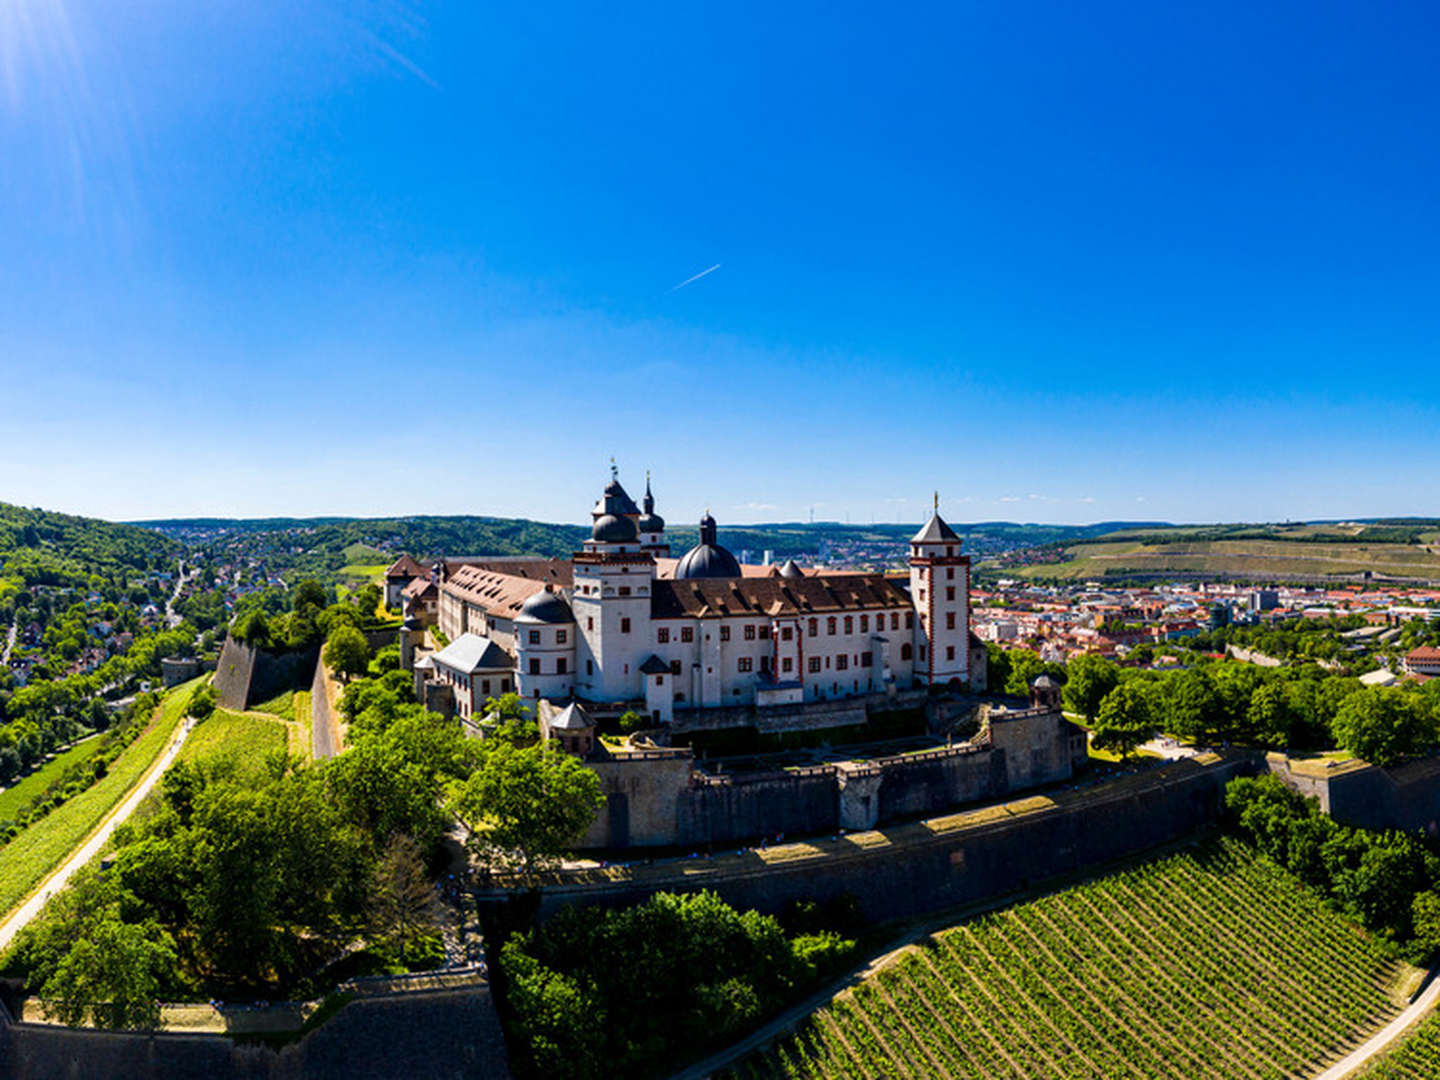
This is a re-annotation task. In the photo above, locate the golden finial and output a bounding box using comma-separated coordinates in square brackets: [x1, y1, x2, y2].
[934, 491, 939, 513]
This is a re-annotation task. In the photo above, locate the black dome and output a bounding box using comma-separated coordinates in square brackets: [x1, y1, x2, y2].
[638, 512, 665, 533]
[520, 588, 574, 624]
[592, 513, 637, 543]
[675, 542, 742, 579]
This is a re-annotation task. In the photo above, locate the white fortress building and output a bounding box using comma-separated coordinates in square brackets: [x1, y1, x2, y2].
[397, 471, 984, 727]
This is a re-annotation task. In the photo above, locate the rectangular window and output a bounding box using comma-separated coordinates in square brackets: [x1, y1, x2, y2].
[681, 627, 694, 643]
[947, 587, 955, 601]
[556, 657, 567, 674]
[861, 651, 873, 667]
[760, 655, 772, 673]
[618, 585, 631, 596]
[844, 616, 853, 634]
[906, 613, 914, 629]
[809, 618, 818, 637]
[501, 678, 510, 691]
[836, 654, 849, 671]
[827, 617, 837, 635]
[738, 657, 753, 673]
[657, 627, 670, 644]
[946, 646, 956, 661]
[655, 675, 663, 685]
[482, 679, 491, 695]
[759, 625, 770, 640]
[919, 645, 927, 661]
[528, 630, 541, 644]
[669, 659, 682, 675]
[891, 613, 899, 630]
[860, 615, 868, 633]
[781, 626, 793, 641]
[947, 567, 954, 580]
[946, 612, 956, 630]
[528, 658, 541, 675]
[621, 617, 631, 633]
[586, 660, 593, 676]
[744, 624, 756, 641]
[556, 629, 567, 644]
[782, 657, 793, 673]
[587, 617, 594, 631]
[720, 625, 731, 641]
[808, 656, 821, 674]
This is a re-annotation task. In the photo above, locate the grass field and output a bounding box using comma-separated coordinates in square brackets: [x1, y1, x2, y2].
[178, 708, 288, 779]
[0, 679, 201, 920]
[292, 690, 313, 758]
[1360, 1011, 1440, 1078]
[726, 837, 1411, 1080]
[1007, 537, 1440, 581]
[252, 689, 296, 721]
[0, 735, 106, 819]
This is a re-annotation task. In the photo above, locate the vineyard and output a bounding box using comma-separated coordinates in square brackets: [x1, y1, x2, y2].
[726, 837, 1412, 1079]
[1360, 1012, 1440, 1078]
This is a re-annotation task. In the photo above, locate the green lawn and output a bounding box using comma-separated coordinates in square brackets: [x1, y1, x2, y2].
[0, 735, 106, 819]
[292, 690, 313, 760]
[0, 679, 202, 920]
[251, 689, 296, 721]
[178, 708, 288, 779]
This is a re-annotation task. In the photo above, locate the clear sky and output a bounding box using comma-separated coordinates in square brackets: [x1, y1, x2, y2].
[2, 1, 1438, 527]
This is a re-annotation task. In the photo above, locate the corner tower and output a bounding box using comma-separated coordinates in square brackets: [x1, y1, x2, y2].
[909, 495, 970, 688]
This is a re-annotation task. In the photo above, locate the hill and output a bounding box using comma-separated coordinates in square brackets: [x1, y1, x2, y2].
[988, 520, 1440, 584]
[726, 836, 1413, 1079]
[0, 502, 179, 592]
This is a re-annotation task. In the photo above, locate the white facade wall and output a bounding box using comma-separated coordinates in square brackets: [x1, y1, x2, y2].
[572, 549, 655, 702]
[910, 540, 970, 686]
[515, 616, 577, 701]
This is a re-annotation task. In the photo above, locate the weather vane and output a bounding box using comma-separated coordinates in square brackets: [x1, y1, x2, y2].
[610, 456, 618, 481]
[934, 491, 940, 513]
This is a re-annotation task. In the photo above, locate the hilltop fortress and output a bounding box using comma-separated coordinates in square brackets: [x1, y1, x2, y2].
[392, 470, 985, 728]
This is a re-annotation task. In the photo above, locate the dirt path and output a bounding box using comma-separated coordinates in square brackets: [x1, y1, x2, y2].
[1, 621, 15, 666]
[1315, 969, 1440, 1079]
[0, 714, 198, 951]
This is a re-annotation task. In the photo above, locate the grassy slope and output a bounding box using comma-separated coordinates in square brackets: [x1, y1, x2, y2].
[178, 708, 288, 779]
[728, 837, 1411, 1080]
[0, 736, 106, 819]
[0, 679, 200, 919]
[1010, 536, 1440, 580]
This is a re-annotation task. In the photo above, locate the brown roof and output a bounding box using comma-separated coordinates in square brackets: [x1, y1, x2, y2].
[402, 576, 438, 600]
[651, 573, 911, 619]
[466, 557, 573, 587]
[653, 557, 828, 579]
[1407, 647, 1440, 662]
[385, 554, 428, 580]
[443, 566, 548, 619]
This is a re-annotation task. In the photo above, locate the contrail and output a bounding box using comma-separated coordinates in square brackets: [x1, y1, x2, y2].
[669, 263, 721, 292]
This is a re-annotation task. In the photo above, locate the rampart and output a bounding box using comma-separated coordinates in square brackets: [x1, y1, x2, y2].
[0, 980, 512, 1080]
[485, 752, 1252, 923]
[213, 638, 318, 712]
[1267, 751, 1440, 835]
[579, 707, 1084, 848]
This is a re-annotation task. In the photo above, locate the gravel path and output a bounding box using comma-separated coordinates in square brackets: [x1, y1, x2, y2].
[0, 715, 198, 951]
[311, 658, 339, 759]
[1314, 969, 1440, 1080]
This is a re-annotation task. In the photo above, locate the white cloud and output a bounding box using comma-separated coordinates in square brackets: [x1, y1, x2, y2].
[998, 495, 1021, 503]
[1077, 496, 1096, 504]
[735, 501, 777, 512]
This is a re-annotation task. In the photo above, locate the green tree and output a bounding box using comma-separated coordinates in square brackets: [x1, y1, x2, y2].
[1092, 682, 1157, 761]
[366, 833, 442, 964]
[452, 742, 604, 877]
[292, 579, 326, 612]
[41, 914, 177, 1030]
[1332, 687, 1433, 766]
[188, 684, 216, 721]
[1062, 654, 1119, 722]
[231, 610, 271, 648]
[324, 624, 371, 682]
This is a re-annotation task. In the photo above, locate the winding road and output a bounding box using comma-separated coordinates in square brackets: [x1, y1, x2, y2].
[0, 714, 198, 952]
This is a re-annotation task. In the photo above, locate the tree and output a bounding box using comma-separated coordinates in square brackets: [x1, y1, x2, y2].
[231, 610, 270, 648]
[41, 914, 177, 1030]
[1092, 682, 1157, 761]
[1163, 669, 1220, 742]
[452, 742, 604, 877]
[324, 624, 371, 682]
[1062, 654, 1119, 722]
[1332, 687, 1433, 767]
[367, 833, 442, 963]
[188, 684, 216, 722]
[292, 579, 326, 613]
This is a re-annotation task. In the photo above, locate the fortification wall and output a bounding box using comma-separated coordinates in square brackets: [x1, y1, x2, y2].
[509, 754, 1250, 924]
[875, 746, 1004, 823]
[1267, 753, 1440, 836]
[677, 769, 839, 846]
[0, 986, 511, 1080]
[213, 639, 319, 712]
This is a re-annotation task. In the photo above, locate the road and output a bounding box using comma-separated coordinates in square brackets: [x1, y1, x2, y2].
[1, 621, 14, 666]
[164, 559, 194, 628]
[311, 657, 340, 759]
[0, 714, 198, 952]
[1315, 969, 1440, 1079]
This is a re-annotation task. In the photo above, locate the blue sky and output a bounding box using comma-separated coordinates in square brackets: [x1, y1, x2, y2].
[1, 1, 1438, 527]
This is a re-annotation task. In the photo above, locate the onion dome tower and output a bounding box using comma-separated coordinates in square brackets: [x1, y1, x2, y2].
[637, 472, 669, 556]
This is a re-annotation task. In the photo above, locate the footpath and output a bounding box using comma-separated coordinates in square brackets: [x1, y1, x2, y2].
[1316, 967, 1440, 1079]
[0, 714, 198, 952]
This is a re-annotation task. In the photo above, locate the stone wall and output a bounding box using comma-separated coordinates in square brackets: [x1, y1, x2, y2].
[0, 986, 511, 1080]
[505, 753, 1250, 925]
[1266, 752, 1440, 836]
[677, 768, 839, 846]
[213, 639, 319, 712]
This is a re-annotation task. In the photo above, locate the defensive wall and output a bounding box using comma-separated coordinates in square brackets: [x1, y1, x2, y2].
[486, 751, 1251, 924]
[1266, 751, 1440, 835]
[578, 705, 1086, 849]
[214, 629, 396, 712]
[0, 973, 511, 1080]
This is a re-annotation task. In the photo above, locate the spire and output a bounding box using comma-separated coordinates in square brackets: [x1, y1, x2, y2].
[643, 471, 655, 514]
[610, 457, 618, 482]
[934, 491, 940, 513]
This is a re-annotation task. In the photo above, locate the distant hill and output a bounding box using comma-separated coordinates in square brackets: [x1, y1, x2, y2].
[988, 520, 1440, 585]
[0, 502, 180, 590]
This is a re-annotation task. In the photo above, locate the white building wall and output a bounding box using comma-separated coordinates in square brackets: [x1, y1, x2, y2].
[515, 618, 577, 701]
